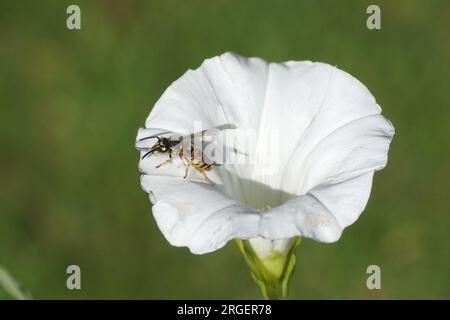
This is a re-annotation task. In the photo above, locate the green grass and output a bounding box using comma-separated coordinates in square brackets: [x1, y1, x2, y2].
[0, 0, 449, 299]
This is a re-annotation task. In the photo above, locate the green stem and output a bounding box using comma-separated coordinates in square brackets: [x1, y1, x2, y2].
[0, 266, 32, 300]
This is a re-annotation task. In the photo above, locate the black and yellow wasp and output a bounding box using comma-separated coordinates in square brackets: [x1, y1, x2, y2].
[138, 124, 233, 184]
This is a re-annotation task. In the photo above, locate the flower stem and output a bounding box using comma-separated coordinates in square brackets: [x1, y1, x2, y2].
[0, 266, 32, 300]
[236, 237, 301, 300]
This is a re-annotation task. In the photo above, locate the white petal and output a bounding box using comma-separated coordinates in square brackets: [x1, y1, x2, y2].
[141, 175, 260, 254]
[145, 52, 269, 133]
[283, 114, 394, 195]
[260, 172, 374, 242]
[250, 61, 385, 192]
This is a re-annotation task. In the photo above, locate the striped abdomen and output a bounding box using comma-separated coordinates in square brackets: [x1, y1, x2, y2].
[191, 158, 211, 171]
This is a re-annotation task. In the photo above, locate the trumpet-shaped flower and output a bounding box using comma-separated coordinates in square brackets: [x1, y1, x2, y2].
[136, 52, 394, 298]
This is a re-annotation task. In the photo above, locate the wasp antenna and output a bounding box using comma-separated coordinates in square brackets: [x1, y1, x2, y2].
[141, 150, 152, 159]
[138, 130, 173, 141]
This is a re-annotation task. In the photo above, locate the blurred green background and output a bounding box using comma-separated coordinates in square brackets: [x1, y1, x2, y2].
[1, 0, 449, 299]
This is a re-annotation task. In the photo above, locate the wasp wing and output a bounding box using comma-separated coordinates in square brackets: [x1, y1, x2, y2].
[187, 123, 237, 138]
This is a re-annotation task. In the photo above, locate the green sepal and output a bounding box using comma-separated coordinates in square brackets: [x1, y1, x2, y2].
[236, 237, 301, 300]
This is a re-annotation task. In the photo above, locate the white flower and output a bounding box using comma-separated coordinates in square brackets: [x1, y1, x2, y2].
[136, 52, 394, 259]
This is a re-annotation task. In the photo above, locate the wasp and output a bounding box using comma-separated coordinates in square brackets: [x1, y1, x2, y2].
[139, 134, 181, 168]
[178, 134, 217, 185]
[138, 124, 233, 184]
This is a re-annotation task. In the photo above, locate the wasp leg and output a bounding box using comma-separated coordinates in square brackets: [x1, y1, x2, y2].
[155, 158, 172, 169]
[178, 152, 186, 169]
[200, 170, 214, 186]
[183, 163, 191, 179]
[178, 149, 191, 178]
[155, 151, 173, 169]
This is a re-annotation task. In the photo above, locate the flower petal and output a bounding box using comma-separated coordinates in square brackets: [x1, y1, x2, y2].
[250, 61, 386, 190]
[141, 175, 260, 254]
[260, 172, 374, 242]
[253, 61, 394, 243]
[259, 113, 393, 243]
[145, 52, 269, 133]
[283, 114, 394, 195]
